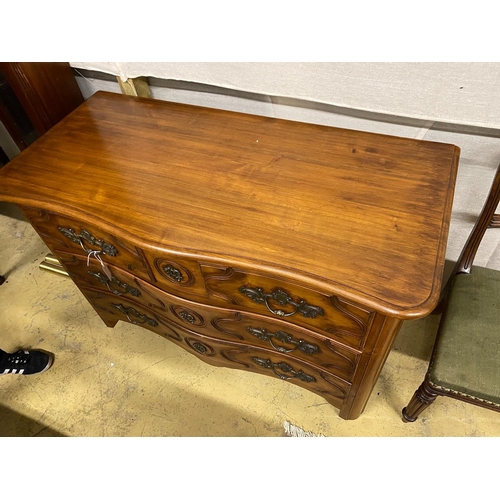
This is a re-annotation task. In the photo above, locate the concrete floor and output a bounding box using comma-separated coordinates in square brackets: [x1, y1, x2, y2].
[1, 198, 500, 437]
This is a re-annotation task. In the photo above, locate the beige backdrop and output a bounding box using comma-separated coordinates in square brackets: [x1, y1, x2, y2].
[70, 62, 500, 128]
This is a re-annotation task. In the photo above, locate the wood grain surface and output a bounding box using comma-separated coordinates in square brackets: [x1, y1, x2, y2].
[0, 91, 459, 318]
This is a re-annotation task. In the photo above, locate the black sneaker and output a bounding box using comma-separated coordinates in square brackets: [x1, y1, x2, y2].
[0, 349, 54, 375]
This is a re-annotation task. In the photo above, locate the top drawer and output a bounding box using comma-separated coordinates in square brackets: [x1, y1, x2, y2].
[200, 263, 375, 349]
[23, 208, 375, 349]
[23, 208, 156, 282]
[22, 208, 208, 299]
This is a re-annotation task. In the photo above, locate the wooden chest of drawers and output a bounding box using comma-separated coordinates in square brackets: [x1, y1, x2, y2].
[0, 92, 459, 420]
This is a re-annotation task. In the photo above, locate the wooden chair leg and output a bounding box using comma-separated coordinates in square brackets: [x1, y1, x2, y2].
[402, 378, 439, 422]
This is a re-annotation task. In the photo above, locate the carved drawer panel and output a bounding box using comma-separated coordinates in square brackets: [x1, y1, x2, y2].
[215, 347, 350, 409]
[207, 316, 360, 382]
[61, 254, 361, 382]
[25, 206, 375, 351]
[200, 264, 375, 349]
[22, 208, 155, 283]
[78, 288, 351, 410]
[141, 248, 207, 299]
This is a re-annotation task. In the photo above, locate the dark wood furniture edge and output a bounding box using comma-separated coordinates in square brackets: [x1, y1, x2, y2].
[456, 163, 500, 274]
[0, 62, 84, 136]
[402, 375, 500, 422]
[403, 163, 500, 422]
[402, 377, 439, 421]
[489, 214, 500, 228]
[340, 315, 404, 419]
[0, 94, 29, 150]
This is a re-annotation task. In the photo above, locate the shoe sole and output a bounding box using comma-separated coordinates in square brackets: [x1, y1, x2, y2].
[35, 352, 54, 375]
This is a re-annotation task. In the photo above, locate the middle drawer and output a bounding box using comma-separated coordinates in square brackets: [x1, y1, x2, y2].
[59, 253, 361, 383]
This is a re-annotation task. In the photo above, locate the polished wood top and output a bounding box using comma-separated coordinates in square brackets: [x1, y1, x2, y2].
[0, 91, 459, 318]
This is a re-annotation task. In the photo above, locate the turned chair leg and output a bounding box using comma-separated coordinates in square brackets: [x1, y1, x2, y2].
[402, 378, 439, 422]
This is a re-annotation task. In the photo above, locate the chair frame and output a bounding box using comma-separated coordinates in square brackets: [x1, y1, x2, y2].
[402, 163, 500, 422]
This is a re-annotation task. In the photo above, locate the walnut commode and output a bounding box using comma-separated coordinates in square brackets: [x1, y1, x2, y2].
[0, 92, 459, 419]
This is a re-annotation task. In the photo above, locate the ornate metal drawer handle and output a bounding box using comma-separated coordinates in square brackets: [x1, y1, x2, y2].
[111, 303, 158, 327]
[192, 342, 207, 354]
[253, 357, 316, 383]
[88, 271, 141, 297]
[58, 227, 118, 256]
[179, 310, 196, 324]
[163, 264, 183, 282]
[247, 326, 319, 355]
[239, 286, 324, 319]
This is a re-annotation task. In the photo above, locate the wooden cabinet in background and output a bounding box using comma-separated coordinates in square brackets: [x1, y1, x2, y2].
[0, 62, 84, 155]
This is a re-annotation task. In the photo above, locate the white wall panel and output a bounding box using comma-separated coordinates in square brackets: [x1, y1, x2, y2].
[70, 62, 500, 129]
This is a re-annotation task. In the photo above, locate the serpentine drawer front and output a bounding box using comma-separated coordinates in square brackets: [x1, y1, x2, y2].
[80, 287, 352, 409]
[58, 254, 361, 382]
[0, 92, 460, 420]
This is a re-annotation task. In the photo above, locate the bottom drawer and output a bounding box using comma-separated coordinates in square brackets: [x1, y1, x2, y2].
[81, 288, 351, 411]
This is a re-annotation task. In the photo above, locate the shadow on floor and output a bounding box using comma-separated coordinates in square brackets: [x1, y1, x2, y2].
[0, 404, 66, 437]
[392, 311, 441, 360]
[0, 201, 27, 221]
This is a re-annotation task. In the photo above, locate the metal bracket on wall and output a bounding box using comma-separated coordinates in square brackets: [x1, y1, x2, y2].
[116, 77, 152, 98]
[39, 254, 68, 277]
